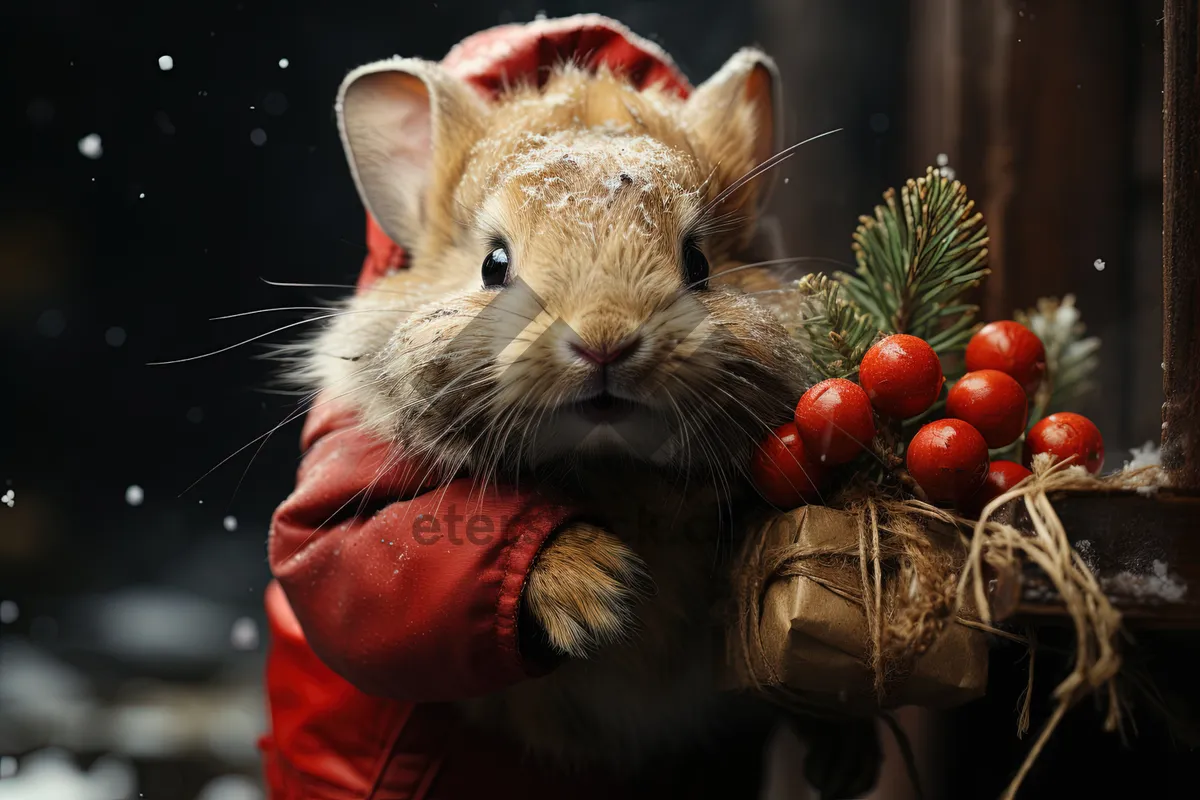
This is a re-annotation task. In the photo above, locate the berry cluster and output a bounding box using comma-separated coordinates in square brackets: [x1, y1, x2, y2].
[752, 321, 1105, 515]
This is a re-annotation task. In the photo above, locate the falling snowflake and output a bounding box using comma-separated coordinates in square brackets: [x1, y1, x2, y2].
[158, 55, 174, 71]
[1, 489, 13, 508]
[278, 58, 289, 69]
[0, 756, 15, 779]
[78, 133, 103, 159]
[125, 485, 144, 506]
[222, 515, 238, 532]
[936, 153, 949, 166]
[250, 128, 267, 146]
[1094, 258, 1106, 271]
[105, 327, 127, 347]
[138, 192, 145, 199]
[230, 617, 259, 650]
[0, 600, 18, 624]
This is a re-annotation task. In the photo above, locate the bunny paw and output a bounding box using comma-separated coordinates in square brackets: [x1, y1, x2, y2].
[523, 522, 652, 658]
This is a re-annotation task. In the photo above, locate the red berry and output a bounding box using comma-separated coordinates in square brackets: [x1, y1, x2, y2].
[965, 321, 1047, 392]
[945, 369, 1029, 448]
[1024, 412, 1105, 474]
[751, 422, 826, 508]
[906, 419, 989, 504]
[859, 334, 945, 419]
[961, 460, 1033, 517]
[793, 378, 876, 466]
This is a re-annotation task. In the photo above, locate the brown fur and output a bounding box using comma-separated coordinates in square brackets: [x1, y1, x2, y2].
[303, 45, 802, 772]
[522, 521, 651, 657]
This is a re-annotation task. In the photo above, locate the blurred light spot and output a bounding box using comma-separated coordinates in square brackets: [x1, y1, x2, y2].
[230, 617, 259, 650]
[2, 489, 12, 507]
[223, 515, 238, 532]
[198, 774, 264, 800]
[936, 153, 949, 166]
[111, 706, 185, 757]
[96, 589, 228, 663]
[105, 326, 127, 347]
[0, 600, 18, 624]
[158, 54, 174, 71]
[0, 755, 15, 778]
[278, 58, 289, 68]
[37, 309, 66, 338]
[125, 485, 144, 506]
[187, 406, 204, 424]
[250, 128, 267, 146]
[78, 133, 103, 159]
[87, 754, 138, 797]
[868, 112, 889, 133]
[263, 91, 288, 116]
[205, 709, 262, 763]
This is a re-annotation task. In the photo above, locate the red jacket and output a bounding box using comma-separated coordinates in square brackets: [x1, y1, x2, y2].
[260, 16, 767, 800]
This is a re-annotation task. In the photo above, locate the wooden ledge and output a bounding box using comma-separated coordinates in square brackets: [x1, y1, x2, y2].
[1012, 490, 1200, 627]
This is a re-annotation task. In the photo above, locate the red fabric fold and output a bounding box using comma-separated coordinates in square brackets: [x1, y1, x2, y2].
[269, 398, 574, 701]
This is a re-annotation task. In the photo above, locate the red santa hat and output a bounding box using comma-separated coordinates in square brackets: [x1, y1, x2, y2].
[356, 14, 693, 293]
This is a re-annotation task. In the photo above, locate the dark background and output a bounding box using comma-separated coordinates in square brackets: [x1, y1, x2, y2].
[0, 1, 1193, 798]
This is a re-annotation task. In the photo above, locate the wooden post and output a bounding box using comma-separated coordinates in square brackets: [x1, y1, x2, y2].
[1163, 0, 1200, 489]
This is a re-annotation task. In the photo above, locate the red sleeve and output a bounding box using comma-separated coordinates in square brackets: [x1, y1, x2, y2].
[268, 397, 577, 701]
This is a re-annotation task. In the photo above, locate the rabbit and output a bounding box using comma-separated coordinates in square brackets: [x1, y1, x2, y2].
[291, 42, 858, 784]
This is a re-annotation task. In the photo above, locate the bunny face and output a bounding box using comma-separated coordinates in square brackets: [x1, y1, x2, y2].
[306, 53, 805, 483]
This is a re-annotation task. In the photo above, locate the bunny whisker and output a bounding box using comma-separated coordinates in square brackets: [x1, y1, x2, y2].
[694, 127, 844, 222]
[189, 366, 383, 500]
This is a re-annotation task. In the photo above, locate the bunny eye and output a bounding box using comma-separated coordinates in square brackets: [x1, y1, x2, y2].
[481, 245, 511, 288]
[682, 239, 709, 290]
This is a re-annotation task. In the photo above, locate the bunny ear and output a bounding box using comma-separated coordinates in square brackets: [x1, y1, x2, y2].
[337, 58, 487, 251]
[685, 48, 782, 213]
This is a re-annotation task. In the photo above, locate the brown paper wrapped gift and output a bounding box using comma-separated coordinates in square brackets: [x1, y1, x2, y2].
[725, 502, 989, 716]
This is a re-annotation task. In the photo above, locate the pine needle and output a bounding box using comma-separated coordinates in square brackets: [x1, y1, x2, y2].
[786, 273, 879, 380]
[838, 167, 991, 357]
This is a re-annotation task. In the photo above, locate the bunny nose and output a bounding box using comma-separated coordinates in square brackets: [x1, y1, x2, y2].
[570, 336, 642, 366]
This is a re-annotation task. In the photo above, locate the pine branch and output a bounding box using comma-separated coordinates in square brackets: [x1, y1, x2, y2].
[838, 167, 990, 356]
[784, 273, 879, 380]
[1015, 294, 1101, 425]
